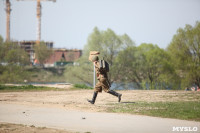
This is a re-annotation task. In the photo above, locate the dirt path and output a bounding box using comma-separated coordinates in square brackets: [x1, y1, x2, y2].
[0, 90, 200, 133]
[0, 103, 199, 133]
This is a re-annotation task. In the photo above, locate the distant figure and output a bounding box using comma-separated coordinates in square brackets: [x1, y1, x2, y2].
[197, 86, 200, 91]
[185, 87, 190, 91]
[87, 56, 122, 104]
[191, 87, 195, 91]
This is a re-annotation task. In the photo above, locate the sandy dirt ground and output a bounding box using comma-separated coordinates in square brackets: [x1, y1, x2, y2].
[0, 122, 72, 133]
[0, 88, 200, 133]
[0, 89, 199, 112]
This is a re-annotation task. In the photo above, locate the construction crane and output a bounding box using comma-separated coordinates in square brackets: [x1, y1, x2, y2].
[17, 0, 56, 44]
[5, 0, 11, 41]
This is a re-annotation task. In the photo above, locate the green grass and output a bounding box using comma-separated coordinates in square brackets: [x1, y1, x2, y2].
[71, 84, 93, 90]
[0, 84, 59, 92]
[0, 84, 92, 92]
[107, 101, 200, 121]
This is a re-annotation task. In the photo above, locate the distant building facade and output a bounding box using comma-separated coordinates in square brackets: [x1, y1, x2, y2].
[44, 49, 82, 67]
[15, 41, 82, 67]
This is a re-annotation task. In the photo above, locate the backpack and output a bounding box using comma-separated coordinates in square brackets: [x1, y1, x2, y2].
[99, 59, 109, 72]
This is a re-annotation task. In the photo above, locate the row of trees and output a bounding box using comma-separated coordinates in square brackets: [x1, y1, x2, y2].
[65, 22, 200, 89]
[0, 22, 199, 89]
[0, 37, 52, 83]
[168, 22, 200, 88]
[0, 37, 30, 83]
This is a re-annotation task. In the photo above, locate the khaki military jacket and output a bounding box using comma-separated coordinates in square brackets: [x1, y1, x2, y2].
[94, 61, 110, 92]
[94, 61, 108, 80]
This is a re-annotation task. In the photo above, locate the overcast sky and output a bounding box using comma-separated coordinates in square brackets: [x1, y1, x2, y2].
[0, 0, 200, 49]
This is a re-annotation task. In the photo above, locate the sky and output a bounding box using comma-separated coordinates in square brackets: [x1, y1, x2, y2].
[0, 0, 200, 49]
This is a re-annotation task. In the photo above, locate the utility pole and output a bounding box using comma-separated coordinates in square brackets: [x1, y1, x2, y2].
[89, 51, 100, 88]
[5, 0, 11, 41]
[93, 64, 96, 88]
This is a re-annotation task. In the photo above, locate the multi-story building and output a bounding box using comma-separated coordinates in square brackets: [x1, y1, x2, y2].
[15, 41, 53, 63]
[15, 41, 82, 67]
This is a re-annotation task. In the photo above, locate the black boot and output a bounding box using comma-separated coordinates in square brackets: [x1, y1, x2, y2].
[108, 90, 122, 102]
[87, 92, 98, 104]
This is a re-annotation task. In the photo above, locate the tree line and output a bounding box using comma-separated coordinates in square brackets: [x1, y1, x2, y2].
[0, 38, 52, 83]
[0, 21, 199, 89]
[65, 22, 200, 90]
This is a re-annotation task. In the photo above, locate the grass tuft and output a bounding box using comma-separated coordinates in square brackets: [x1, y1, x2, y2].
[107, 101, 200, 121]
[72, 84, 93, 90]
